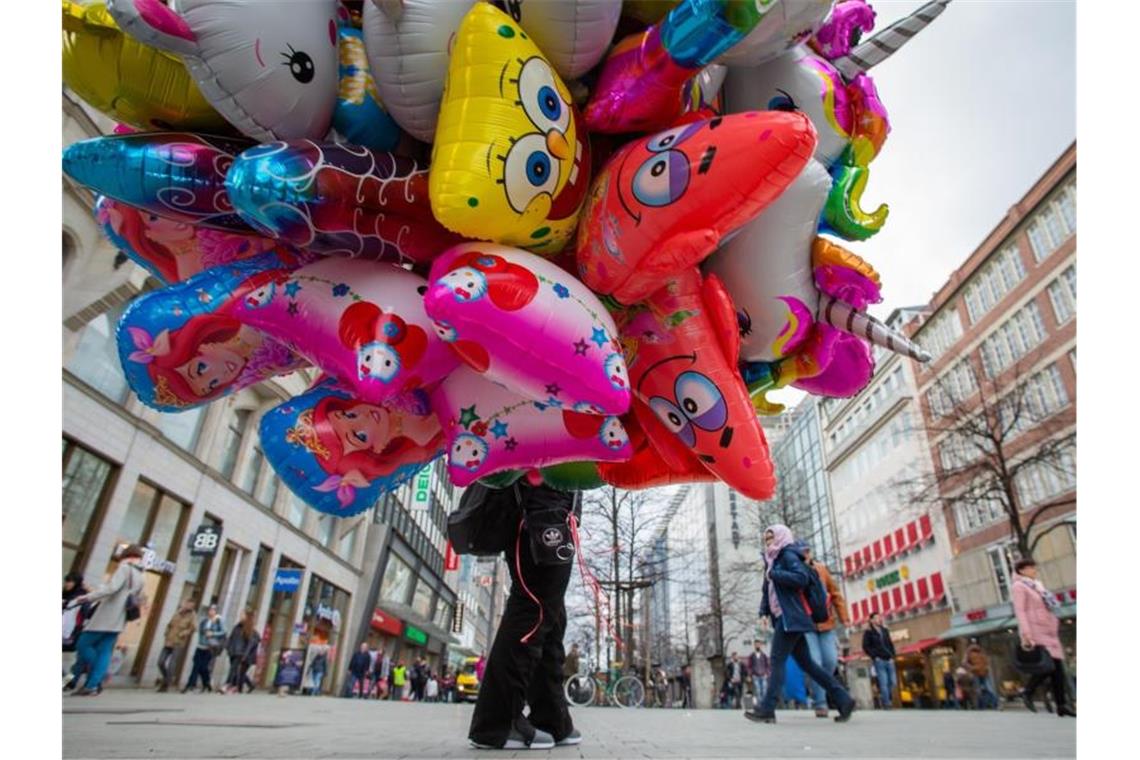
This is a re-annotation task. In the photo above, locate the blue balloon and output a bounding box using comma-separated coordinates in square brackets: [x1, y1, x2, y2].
[333, 25, 402, 152]
[259, 375, 444, 517]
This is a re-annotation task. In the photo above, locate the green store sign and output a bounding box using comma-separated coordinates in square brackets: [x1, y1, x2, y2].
[404, 624, 428, 646]
[875, 569, 901, 589]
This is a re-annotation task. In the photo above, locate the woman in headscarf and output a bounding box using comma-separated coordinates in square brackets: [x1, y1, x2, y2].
[745, 525, 856, 724]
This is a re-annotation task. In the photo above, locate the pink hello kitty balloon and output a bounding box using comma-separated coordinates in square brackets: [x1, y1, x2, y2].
[423, 243, 631, 415]
[430, 367, 632, 487]
[232, 257, 460, 403]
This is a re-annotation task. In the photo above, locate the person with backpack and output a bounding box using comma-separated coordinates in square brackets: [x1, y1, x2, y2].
[63, 572, 93, 690]
[861, 612, 897, 709]
[800, 547, 849, 718]
[183, 605, 225, 693]
[745, 525, 855, 725]
[223, 610, 259, 694]
[67, 544, 147, 696]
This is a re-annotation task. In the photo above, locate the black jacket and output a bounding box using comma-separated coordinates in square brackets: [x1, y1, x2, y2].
[349, 651, 372, 676]
[862, 625, 896, 660]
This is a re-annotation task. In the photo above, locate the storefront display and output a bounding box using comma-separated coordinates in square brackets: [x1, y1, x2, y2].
[300, 575, 351, 692]
[261, 558, 304, 687]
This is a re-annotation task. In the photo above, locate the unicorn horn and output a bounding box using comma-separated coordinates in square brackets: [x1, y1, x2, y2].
[818, 296, 932, 363]
[832, 0, 952, 79]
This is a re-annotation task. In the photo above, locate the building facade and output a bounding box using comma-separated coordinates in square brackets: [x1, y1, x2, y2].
[909, 143, 1077, 698]
[61, 92, 491, 693]
[820, 310, 954, 708]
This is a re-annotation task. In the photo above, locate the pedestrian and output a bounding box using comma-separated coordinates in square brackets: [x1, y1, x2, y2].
[467, 481, 582, 750]
[745, 525, 855, 724]
[62, 572, 92, 690]
[564, 643, 581, 679]
[726, 652, 745, 709]
[183, 604, 225, 693]
[1012, 558, 1075, 717]
[800, 547, 849, 718]
[965, 642, 997, 709]
[941, 667, 958, 709]
[307, 644, 328, 696]
[155, 600, 196, 692]
[861, 612, 897, 709]
[748, 639, 770, 712]
[347, 643, 371, 698]
[680, 664, 693, 709]
[426, 671, 440, 703]
[474, 652, 486, 682]
[412, 656, 428, 701]
[239, 618, 259, 694]
[955, 665, 977, 709]
[68, 544, 147, 696]
[372, 649, 390, 699]
[391, 660, 407, 701]
[224, 610, 258, 694]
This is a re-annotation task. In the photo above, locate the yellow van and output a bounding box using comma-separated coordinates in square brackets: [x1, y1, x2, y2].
[456, 657, 480, 702]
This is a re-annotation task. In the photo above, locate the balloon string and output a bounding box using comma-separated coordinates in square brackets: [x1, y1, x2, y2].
[568, 513, 624, 654]
[515, 515, 544, 645]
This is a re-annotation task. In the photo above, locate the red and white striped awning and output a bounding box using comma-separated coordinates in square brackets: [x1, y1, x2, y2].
[844, 514, 934, 579]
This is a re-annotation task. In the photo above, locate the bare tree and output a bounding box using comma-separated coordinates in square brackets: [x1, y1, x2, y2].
[901, 360, 1076, 560]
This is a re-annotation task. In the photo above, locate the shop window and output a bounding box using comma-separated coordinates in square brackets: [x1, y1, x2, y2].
[262, 557, 304, 688]
[380, 555, 414, 606]
[157, 407, 205, 454]
[66, 309, 130, 403]
[240, 444, 265, 495]
[412, 579, 434, 619]
[62, 439, 117, 576]
[246, 544, 273, 622]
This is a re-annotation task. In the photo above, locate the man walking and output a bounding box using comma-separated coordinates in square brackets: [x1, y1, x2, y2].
[347, 643, 371, 698]
[156, 600, 196, 692]
[391, 660, 407, 701]
[183, 605, 225, 693]
[862, 613, 897, 709]
[69, 545, 147, 696]
[727, 653, 745, 709]
[802, 548, 849, 718]
[748, 640, 770, 711]
[966, 642, 997, 709]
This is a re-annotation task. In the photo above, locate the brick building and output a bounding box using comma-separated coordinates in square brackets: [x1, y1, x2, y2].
[908, 143, 1076, 693]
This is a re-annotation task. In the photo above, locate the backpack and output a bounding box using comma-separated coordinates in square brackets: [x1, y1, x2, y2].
[801, 560, 831, 625]
[447, 482, 524, 556]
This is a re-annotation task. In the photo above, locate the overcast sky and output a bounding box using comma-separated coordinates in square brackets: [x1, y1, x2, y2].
[769, 0, 1076, 410]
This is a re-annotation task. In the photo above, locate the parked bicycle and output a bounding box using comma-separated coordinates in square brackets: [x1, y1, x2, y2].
[564, 665, 645, 708]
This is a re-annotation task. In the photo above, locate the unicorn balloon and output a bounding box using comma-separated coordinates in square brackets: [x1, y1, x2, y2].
[106, 0, 341, 141]
[706, 0, 948, 412]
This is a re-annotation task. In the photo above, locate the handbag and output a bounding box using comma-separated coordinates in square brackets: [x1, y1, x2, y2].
[124, 566, 143, 622]
[447, 482, 523, 556]
[1011, 643, 1055, 675]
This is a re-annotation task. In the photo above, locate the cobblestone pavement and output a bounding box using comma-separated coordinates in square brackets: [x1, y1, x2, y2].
[63, 690, 1075, 759]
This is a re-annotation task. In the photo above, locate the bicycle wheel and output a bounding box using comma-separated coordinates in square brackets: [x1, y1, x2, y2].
[612, 675, 645, 709]
[565, 675, 596, 707]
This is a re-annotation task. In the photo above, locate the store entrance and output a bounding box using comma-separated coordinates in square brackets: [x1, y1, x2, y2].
[260, 557, 304, 688]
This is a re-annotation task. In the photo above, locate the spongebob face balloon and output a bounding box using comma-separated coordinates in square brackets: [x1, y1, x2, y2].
[106, 0, 340, 141]
[429, 3, 591, 255]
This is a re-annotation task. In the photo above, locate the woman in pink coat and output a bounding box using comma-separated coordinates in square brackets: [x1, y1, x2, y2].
[1011, 559, 1075, 716]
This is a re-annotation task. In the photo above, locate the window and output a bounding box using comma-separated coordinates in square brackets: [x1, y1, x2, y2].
[216, 407, 251, 479]
[1069, 348, 1076, 375]
[1027, 181, 1076, 262]
[919, 308, 964, 363]
[981, 302, 1048, 378]
[256, 469, 279, 509]
[337, 519, 359, 562]
[434, 600, 453, 631]
[1048, 265, 1076, 326]
[988, 545, 1012, 603]
[286, 493, 306, 530]
[66, 310, 129, 403]
[954, 492, 1006, 536]
[380, 555, 414, 605]
[62, 440, 116, 575]
[963, 246, 1026, 324]
[240, 445, 265, 495]
[412, 579, 434, 619]
[1015, 447, 1076, 508]
[157, 407, 205, 453]
[316, 514, 336, 549]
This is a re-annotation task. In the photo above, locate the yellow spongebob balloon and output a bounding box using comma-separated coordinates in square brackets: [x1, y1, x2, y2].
[429, 3, 590, 254]
[62, 1, 229, 132]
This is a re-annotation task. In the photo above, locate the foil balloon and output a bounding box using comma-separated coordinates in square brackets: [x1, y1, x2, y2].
[106, 0, 341, 141]
[230, 257, 461, 404]
[496, 0, 622, 81]
[96, 197, 281, 284]
[361, 0, 477, 143]
[332, 19, 401, 151]
[617, 268, 776, 500]
[423, 243, 631, 415]
[429, 3, 591, 255]
[63, 132, 257, 233]
[576, 111, 816, 305]
[584, 0, 787, 134]
[715, 0, 834, 67]
[117, 251, 310, 412]
[260, 375, 443, 516]
[225, 141, 462, 262]
[596, 408, 717, 491]
[62, 1, 230, 132]
[430, 367, 632, 487]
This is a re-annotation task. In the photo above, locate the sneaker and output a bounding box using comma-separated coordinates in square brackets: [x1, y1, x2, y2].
[814, 708, 829, 718]
[744, 709, 777, 723]
[835, 697, 856, 723]
[555, 729, 582, 746]
[469, 722, 556, 750]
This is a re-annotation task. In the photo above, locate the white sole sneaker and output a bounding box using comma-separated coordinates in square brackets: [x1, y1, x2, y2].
[556, 734, 582, 746]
